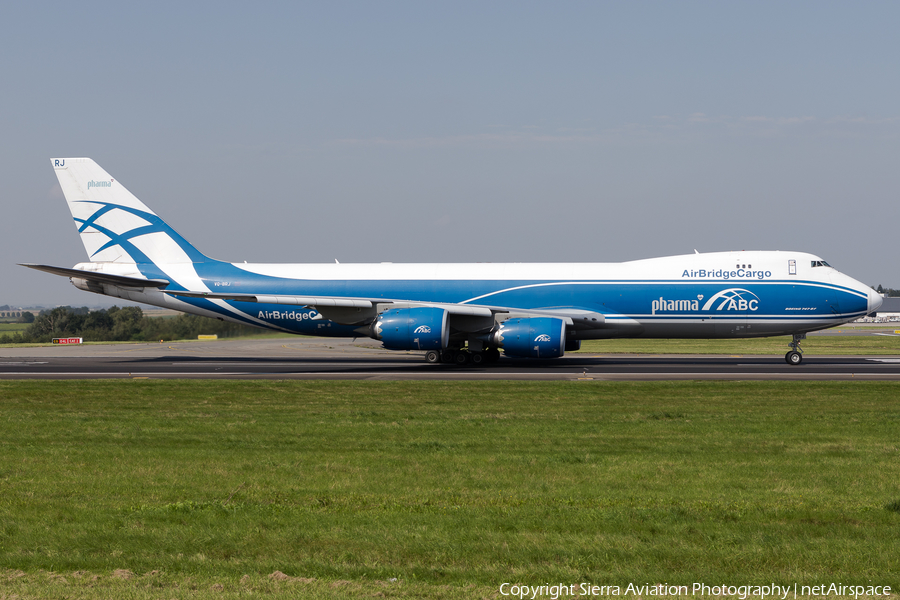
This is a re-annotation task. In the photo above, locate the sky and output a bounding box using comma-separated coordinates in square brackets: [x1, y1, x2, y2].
[2, 1, 898, 306]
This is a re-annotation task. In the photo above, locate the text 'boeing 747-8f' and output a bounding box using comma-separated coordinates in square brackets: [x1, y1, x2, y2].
[23, 158, 882, 365]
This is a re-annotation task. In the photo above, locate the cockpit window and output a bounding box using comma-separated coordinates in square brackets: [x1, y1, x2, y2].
[811, 260, 831, 268]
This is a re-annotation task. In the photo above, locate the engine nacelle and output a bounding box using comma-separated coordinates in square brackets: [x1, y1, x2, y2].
[71, 277, 104, 295]
[373, 307, 449, 350]
[493, 317, 567, 358]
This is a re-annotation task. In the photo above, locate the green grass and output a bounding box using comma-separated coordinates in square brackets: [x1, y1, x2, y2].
[0, 331, 300, 348]
[578, 332, 900, 355]
[0, 322, 29, 334]
[1, 381, 899, 599]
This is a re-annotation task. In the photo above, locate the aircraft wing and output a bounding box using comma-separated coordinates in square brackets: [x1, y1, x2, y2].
[163, 289, 606, 325]
[163, 289, 495, 315]
[20, 264, 170, 288]
[164, 290, 379, 309]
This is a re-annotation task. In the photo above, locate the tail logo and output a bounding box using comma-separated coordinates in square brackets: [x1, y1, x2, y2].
[73, 201, 207, 264]
[87, 180, 114, 189]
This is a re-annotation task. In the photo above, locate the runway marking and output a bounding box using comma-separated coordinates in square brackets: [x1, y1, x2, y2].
[171, 362, 396, 366]
[173, 362, 306, 366]
[269, 372, 897, 377]
[739, 363, 883, 368]
[873, 333, 900, 337]
[0, 372, 253, 377]
[867, 358, 900, 362]
[0, 361, 48, 365]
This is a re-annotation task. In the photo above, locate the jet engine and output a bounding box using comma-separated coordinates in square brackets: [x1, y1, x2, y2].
[492, 317, 567, 358]
[372, 307, 449, 350]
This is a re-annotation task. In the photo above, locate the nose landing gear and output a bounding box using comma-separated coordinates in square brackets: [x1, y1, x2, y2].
[785, 333, 806, 365]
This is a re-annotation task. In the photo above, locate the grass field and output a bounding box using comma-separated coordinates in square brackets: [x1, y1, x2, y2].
[577, 332, 900, 355]
[0, 322, 29, 334]
[0, 331, 298, 348]
[1, 380, 898, 599]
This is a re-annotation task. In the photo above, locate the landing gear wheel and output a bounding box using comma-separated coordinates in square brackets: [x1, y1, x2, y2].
[785, 333, 806, 366]
[440, 349, 456, 363]
[425, 350, 441, 364]
[454, 350, 470, 365]
[785, 351, 802, 365]
[470, 352, 484, 366]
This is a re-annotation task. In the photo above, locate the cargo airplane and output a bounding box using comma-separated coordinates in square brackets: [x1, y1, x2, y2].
[23, 158, 882, 365]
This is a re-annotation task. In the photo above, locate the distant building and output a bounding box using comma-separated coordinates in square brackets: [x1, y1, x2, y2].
[0, 310, 22, 319]
[858, 296, 900, 322]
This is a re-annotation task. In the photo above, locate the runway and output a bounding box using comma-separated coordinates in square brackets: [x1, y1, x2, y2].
[2, 337, 900, 380]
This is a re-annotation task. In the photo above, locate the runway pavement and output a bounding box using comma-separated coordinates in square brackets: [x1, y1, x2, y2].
[2, 337, 900, 380]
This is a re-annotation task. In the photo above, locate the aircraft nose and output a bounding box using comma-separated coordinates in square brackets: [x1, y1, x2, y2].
[868, 287, 883, 315]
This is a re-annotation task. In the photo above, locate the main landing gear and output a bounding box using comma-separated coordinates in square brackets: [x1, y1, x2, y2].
[424, 348, 501, 365]
[785, 333, 806, 365]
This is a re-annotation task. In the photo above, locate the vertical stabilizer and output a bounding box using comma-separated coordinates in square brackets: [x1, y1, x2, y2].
[51, 157, 209, 264]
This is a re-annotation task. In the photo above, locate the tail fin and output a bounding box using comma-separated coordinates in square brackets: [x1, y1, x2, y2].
[51, 158, 210, 264]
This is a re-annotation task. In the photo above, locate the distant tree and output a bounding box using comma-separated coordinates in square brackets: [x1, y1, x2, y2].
[18, 311, 34, 323]
[873, 285, 900, 297]
[83, 310, 113, 331]
[78, 310, 114, 341]
[7, 305, 259, 344]
[109, 306, 144, 340]
[29, 306, 86, 341]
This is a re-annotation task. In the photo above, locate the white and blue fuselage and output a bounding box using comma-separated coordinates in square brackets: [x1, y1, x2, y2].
[26, 158, 882, 364]
[76, 254, 877, 340]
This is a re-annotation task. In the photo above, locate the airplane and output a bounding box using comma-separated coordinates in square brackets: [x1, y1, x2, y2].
[22, 157, 882, 366]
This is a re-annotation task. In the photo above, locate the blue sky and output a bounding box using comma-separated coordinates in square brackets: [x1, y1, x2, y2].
[2, 1, 898, 305]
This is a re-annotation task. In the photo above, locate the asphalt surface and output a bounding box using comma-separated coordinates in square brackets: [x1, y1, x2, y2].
[2, 337, 900, 380]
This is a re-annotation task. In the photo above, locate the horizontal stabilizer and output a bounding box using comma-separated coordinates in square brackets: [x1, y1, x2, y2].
[19, 264, 170, 288]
